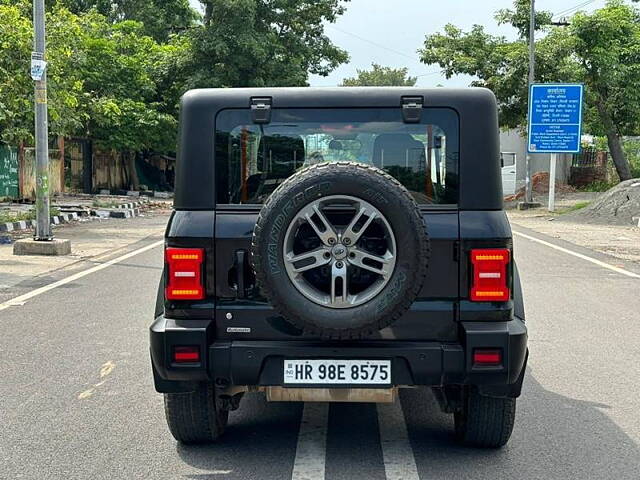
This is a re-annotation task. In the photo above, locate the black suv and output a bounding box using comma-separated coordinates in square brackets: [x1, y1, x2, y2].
[150, 87, 528, 448]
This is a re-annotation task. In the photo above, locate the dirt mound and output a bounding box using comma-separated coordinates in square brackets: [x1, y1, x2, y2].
[565, 178, 640, 225]
[504, 172, 576, 202]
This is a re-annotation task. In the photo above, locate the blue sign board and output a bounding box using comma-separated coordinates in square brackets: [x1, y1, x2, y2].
[528, 84, 584, 154]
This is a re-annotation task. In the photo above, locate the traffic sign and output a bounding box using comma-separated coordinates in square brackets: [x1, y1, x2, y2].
[527, 84, 584, 154]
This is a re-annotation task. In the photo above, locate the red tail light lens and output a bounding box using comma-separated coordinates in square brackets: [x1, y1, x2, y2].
[473, 349, 502, 366]
[173, 346, 200, 363]
[470, 248, 510, 302]
[165, 247, 204, 300]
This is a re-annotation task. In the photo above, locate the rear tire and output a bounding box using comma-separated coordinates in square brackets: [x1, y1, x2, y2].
[164, 383, 228, 444]
[454, 390, 516, 448]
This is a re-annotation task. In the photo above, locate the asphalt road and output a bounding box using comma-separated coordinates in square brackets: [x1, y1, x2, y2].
[1, 222, 640, 479]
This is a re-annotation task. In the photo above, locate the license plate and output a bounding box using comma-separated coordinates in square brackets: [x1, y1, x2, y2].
[283, 359, 391, 385]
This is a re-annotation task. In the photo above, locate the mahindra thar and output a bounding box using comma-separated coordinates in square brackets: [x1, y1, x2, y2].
[150, 87, 528, 448]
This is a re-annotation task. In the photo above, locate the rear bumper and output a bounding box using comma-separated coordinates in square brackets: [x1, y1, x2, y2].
[150, 316, 527, 396]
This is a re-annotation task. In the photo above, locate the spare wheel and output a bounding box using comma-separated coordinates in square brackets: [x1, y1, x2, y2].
[251, 162, 430, 339]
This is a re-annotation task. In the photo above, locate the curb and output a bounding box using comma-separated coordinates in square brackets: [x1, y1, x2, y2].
[0, 198, 152, 234]
[95, 207, 140, 219]
[0, 212, 79, 233]
[115, 201, 144, 210]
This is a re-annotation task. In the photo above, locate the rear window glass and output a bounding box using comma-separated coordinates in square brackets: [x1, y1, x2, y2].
[215, 108, 459, 205]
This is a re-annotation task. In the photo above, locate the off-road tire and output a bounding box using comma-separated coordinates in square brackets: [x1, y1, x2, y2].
[454, 390, 516, 448]
[164, 383, 228, 444]
[251, 162, 430, 339]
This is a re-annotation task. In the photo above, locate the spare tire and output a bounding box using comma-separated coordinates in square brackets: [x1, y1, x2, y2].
[251, 162, 430, 339]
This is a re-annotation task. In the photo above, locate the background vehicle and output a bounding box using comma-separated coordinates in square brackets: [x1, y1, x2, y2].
[501, 152, 517, 196]
[150, 87, 528, 448]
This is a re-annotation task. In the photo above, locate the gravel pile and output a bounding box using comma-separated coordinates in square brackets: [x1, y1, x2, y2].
[563, 178, 640, 225]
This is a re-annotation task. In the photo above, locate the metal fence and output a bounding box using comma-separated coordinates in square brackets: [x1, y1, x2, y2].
[572, 147, 606, 168]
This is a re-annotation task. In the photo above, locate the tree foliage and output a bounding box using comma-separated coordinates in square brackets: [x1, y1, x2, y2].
[341, 63, 417, 86]
[181, 0, 350, 89]
[56, 0, 199, 41]
[419, 0, 640, 181]
[0, 0, 350, 159]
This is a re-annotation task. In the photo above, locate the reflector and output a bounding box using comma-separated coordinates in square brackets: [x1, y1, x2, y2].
[173, 346, 200, 363]
[473, 349, 502, 365]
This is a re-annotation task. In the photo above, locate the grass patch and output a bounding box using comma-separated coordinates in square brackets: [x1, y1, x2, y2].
[92, 199, 120, 208]
[556, 201, 590, 215]
[577, 180, 617, 192]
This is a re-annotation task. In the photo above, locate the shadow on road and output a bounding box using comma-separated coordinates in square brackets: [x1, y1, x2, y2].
[177, 392, 303, 480]
[402, 371, 640, 479]
[176, 371, 640, 479]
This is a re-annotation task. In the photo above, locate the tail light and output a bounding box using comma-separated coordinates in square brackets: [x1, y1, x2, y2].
[470, 248, 510, 302]
[165, 247, 205, 300]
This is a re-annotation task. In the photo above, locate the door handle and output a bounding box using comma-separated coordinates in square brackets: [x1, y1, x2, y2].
[234, 250, 246, 299]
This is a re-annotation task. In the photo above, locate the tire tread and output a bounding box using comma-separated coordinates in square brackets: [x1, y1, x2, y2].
[164, 383, 227, 444]
[251, 162, 430, 339]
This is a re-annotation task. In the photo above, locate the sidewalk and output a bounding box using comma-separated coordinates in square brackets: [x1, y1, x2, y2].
[0, 208, 171, 295]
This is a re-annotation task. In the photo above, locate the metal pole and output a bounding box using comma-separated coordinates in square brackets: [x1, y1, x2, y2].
[525, 0, 535, 204]
[33, 0, 51, 240]
[548, 153, 556, 212]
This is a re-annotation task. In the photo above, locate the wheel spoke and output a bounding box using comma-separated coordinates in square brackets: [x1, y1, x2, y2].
[349, 248, 394, 277]
[343, 205, 377, 244]
[330, 261, 348, 306]
[283, 195, 398, 309]
[304, 205, 338, 246]
[286, 248, 331, 273]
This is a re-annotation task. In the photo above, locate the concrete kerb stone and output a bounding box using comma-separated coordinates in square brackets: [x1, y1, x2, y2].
[1, 197, 149, 233]
[0, 213, 79, 233]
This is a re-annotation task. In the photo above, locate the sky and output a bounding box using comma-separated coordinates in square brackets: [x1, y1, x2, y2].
[188, 0, 609, 87]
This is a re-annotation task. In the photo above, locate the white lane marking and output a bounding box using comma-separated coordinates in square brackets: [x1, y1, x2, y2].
[377, 400, 419, 480]
[513, 230, 640, 279]
[0, 240, 164, 312]
[292, 403, 329, 480]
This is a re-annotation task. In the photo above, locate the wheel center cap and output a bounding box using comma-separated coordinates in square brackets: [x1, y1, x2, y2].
[332, 244, 348, 260]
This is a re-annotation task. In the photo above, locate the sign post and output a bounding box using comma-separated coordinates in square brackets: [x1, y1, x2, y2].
[527, 84, 584, 212]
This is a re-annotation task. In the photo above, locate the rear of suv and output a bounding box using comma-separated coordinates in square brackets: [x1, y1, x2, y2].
[150, 87, 528, 448]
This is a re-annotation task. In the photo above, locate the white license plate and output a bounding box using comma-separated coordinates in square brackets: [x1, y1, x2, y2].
[283, 359, 391, 385]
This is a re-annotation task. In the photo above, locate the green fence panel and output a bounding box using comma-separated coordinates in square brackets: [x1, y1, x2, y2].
[0, 145, 19, 200]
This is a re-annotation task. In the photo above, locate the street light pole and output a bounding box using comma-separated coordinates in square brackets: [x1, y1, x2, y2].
[525, 0, 535, 204]
[32, 0, 51, 241]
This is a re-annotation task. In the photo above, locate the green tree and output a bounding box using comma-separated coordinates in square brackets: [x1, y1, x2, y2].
[57, 0, 199, 41]
[0, 3, 179, 171]
[182, 0, 350, 88]
[0, 2, 87, 144]
[341, 63, 417, 86]
[571, 1, 640, 180]
[76, 16, 180, 187]
[419, 0, 639, 181]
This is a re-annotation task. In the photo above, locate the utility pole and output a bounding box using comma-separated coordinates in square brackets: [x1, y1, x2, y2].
[32, 0, 51, 241]
[519, 0, 541, 210]
[14, 0, 71, 255]
[524, 0, 535, 205]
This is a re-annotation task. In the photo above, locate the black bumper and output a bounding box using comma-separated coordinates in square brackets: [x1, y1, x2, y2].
[150, 316, 528, 397]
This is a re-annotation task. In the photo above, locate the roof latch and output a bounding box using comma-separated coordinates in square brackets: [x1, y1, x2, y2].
[251, 97, 272, 124]
[401, 96, 424, 123]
